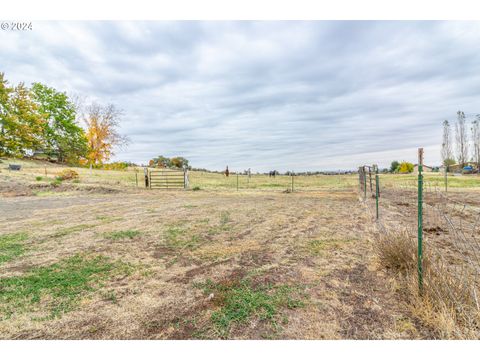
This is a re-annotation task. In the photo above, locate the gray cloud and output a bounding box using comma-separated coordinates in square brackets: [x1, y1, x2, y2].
[2, 21, 480, 171]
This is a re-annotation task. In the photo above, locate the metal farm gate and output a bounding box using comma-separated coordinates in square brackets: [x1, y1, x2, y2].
[146, 168, 189, 190]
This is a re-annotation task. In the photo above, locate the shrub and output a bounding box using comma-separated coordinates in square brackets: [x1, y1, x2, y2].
[390, 161, 400, 173]
[35, 176, 43, 181]
[101, 162, 130, 171]
[397, 161, 414, 174]
[192, 186, 201, 191]
[51, 178, 62, 187]
[56, 169, 79, 181]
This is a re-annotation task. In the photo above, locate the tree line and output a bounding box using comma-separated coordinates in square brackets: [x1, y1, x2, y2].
[442, 111, 480, 169]
[0, 72, 128, 167]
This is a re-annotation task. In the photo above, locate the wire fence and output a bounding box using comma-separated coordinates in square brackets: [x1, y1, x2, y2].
[359, 160, 480, 337]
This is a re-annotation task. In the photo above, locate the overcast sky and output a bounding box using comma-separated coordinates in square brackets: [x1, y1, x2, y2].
[2, 21, 480, 171]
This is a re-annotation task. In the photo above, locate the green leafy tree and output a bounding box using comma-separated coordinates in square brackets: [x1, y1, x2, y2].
[31, 83, 88, 163]
[3, 82, 45, 156]
[150, 155, 189, 168]
[390, 160, 400, 173]
[443, 158, 456, 167]
[170, 156, 189, 168]
[0, 73, 14, 156]
[152, 155, 171, 168]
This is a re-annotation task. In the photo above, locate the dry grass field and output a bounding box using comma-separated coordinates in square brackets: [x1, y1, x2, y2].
[3, 159, 477, 339]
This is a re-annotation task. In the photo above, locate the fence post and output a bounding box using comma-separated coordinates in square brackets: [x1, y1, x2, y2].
[135, 169, 138, 187]
[369, 166, 373, 194]
[363, 166, 367, 200]
[375, 171, 379, 220]
[418, 148, 424, 294]
[291, 174, 294, 192]
[445, 165, 448, 192]
[358, 166, 363, 196]
[237, 173, 239, 191]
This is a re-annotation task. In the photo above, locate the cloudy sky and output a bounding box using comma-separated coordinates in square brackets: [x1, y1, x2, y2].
[2, 21, 480, 171]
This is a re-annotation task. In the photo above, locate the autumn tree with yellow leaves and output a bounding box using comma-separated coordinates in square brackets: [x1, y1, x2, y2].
[83, 103, 129, 168]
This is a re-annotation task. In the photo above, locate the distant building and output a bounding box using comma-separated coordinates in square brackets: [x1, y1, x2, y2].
[413, 164, 433, 174]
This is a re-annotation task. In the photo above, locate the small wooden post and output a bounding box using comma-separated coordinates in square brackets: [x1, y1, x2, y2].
[236, 173, 239, 191]
[135, 169, 138, 187]
[291, 173, 294, 192]
[144, 167, 149, 188]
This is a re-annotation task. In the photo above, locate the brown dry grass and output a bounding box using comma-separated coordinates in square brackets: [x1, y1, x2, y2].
[0, 162, 427, 339]
[375, 229, 480, 339]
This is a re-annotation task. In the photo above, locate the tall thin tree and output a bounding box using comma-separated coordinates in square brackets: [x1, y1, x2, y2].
[472, 115, 480, 173]
[455, 110, 469, 168]
[441, 120, 453, 167]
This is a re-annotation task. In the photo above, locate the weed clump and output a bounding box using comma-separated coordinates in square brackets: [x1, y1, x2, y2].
[104, 230, 141, 241]
[198, 278, 306, 337]
[377, 230, 480, 339]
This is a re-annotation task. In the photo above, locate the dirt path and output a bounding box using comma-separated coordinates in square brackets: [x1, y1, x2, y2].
[0, 188, 423, 339]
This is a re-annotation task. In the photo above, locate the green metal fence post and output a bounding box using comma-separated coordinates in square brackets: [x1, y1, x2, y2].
[358, 167, 362, 195]
[369, 166, 373, 194]
[376, 173, 379, 220]
[237, 173, 239, 191]
[291, 174, 294, 192]
[418, 148, 424, 294]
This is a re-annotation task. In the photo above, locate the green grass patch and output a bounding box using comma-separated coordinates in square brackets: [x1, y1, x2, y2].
[192, 186, 201, 191]
[198, 279, 306, 337]
[51, 224, 96, 238]
[165, 225, 201, 249]
[104, 229, 141, 240]
[0, 254, 133, 319]
[50, 178, 62, 187]
[35, 176, 43, 181]
[0, 233, 28, 264]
